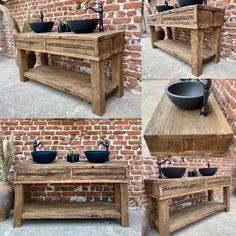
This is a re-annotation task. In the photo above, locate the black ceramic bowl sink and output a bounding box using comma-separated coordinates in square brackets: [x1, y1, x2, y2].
[161, 167, 186, 178]
[31, 151, 57, 164]
[199, 167, 217, 176]
[178, 0, 203, 7]
[156, 5, 174, 12]
[29, 22, 54, 33]
[84, 150, 110, 163]
[67, 19, 99, 33]
[166, 81, 204, 110]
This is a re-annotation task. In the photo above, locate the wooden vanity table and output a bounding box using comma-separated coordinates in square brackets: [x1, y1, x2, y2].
[14, 31, 125, 116]
[147, 5, 225, 76]
[145, 176, 231, 236]
[13, 160, 129, 228]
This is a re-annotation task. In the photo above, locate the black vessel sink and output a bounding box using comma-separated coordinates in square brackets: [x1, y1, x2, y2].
[166, 81, 204, 110]
[156, 5, 174, 12]
[199, 167, 217, 176]
[29, 22, 54, 33]
[178, 0, 203, 7]
[161, 167, 186, 178]
[67, 19, 99, 33]
[31, 151, 57, 164]
[84, 150, 110, 163]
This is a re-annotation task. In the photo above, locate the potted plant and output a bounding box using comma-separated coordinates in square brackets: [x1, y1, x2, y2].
[0, 4, 36, 68]
[0, 136, 15, 221]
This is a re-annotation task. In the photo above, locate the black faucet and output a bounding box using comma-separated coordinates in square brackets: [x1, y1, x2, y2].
[157, 159, 172, 178]
[85, 3, 104, 32]
[99, 140, 110, 152]
[40, 11, 44, 23]
[198, 79, 211, 117]
[33, 140, 44, 152]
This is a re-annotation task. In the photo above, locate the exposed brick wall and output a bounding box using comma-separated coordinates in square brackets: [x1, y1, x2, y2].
[142, 79, 236, 211]
[0, 118, 142, 208]
[0, 0, 142, 91]
[148, 0, 236, 60]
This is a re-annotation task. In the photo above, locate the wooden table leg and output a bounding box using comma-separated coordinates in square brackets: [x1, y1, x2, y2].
[150, 26, 158, 48]
[208, 189, 214, 201]
[40, 53, 48, 65]
[114, 183, 121, 204]
[24, 184, 30, 203]
[158, 199, 170, 236]
[91, 60, 105, 116]
[120, 183, 129, 227]
[191, 29, 203, 76]
[212, 27, 221, 63]
[13, 184, 24, 228]
[111, 53, 124, 98]
[223, 186, 230, 212]
[17, 49, 29, 82]
[166, 27, 172, 39]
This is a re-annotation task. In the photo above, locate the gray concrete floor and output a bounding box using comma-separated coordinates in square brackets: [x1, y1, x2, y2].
[0, 56, 141, 118]
[144, 196, 236, 236]
[0, 208, 141, 236]
[142, 34, 236, 80]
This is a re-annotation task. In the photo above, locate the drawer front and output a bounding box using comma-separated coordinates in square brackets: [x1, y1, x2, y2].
[207, 177, 231, 189]
[45, 38, 96, 56]
[72, 168, 127, 181]
[15, 38, 44, 51]
[16, 168, 71, 182]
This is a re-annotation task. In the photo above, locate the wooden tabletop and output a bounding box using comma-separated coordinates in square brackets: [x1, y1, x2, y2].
[144, 93, 233, 156]
[14, 30, 125, 41]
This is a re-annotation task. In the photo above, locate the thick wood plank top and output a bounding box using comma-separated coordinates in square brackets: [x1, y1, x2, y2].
[14, 30, 125, 41]
[144, 93, 233, 156]
[16, 160, 127, 169]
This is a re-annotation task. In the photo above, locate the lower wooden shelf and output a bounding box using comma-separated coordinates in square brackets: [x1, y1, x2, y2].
[153, 39, 215, 65]
[22, 202, 121, 219]
[24, 65, 118, 102]
[152, 202, 225, 233]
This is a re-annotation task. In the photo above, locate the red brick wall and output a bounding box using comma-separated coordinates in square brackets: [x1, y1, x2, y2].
[0, 118, 142, 208]
[142, 79, 236, 210]
[149, 0, 236, 60]
[0, 0, 142, 90]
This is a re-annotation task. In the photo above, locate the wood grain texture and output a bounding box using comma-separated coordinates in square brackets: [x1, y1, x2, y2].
[145, 176, 230, 235]
[24, 65, 118, 104]
[13, 184, 24, 228]
[144, 93, 233, 156]
[153, 39, 215, 65]
[212, 27, 221, 63]
[17, 49, 29, 82]
[191, 29, 203, 76]
[40, 53, 48, 65]
[120, 183, 129, 227]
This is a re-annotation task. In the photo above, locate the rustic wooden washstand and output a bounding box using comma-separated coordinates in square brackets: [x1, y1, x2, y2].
[14, 31, 125, 116]
[147, 5, 225, 76]
[13, 160, 129, 228]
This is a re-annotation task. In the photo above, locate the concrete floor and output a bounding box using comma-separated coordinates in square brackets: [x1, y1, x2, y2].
[144, 197, 236, 236]
[142, 34, 236, 80]
[0, 56, 141, 118]
[0, 208, 141, 236]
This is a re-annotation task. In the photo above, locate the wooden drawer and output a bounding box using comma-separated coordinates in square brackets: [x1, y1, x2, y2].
[45, 38, 96, 56]
[15, 38, 45, 51]
[72, 167, 127, 181]
[15, 168, 71, 182]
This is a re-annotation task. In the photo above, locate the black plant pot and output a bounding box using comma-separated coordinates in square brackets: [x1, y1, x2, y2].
[178, 0, 204, 7]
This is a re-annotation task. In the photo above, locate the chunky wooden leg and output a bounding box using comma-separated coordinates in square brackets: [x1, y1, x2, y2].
[114, 183, 121, 204]
[17, 49, 29, 82]
[150, 26, 158, 48]
[90, 60, 105, 116]
[158, 199, 170, 236]
[191, 29, 203, 76]
[111, 53, 124, 98]
[120, 183, 129, 227]
[166, 27, 172, 39]
[223, 186, 230, 212]
[208, 189, 214, 201]
[24, 184, 30, 203]
[212, 27, 221, 63]
[40, 53, 48, 65]
[13, 184, 24, 228]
